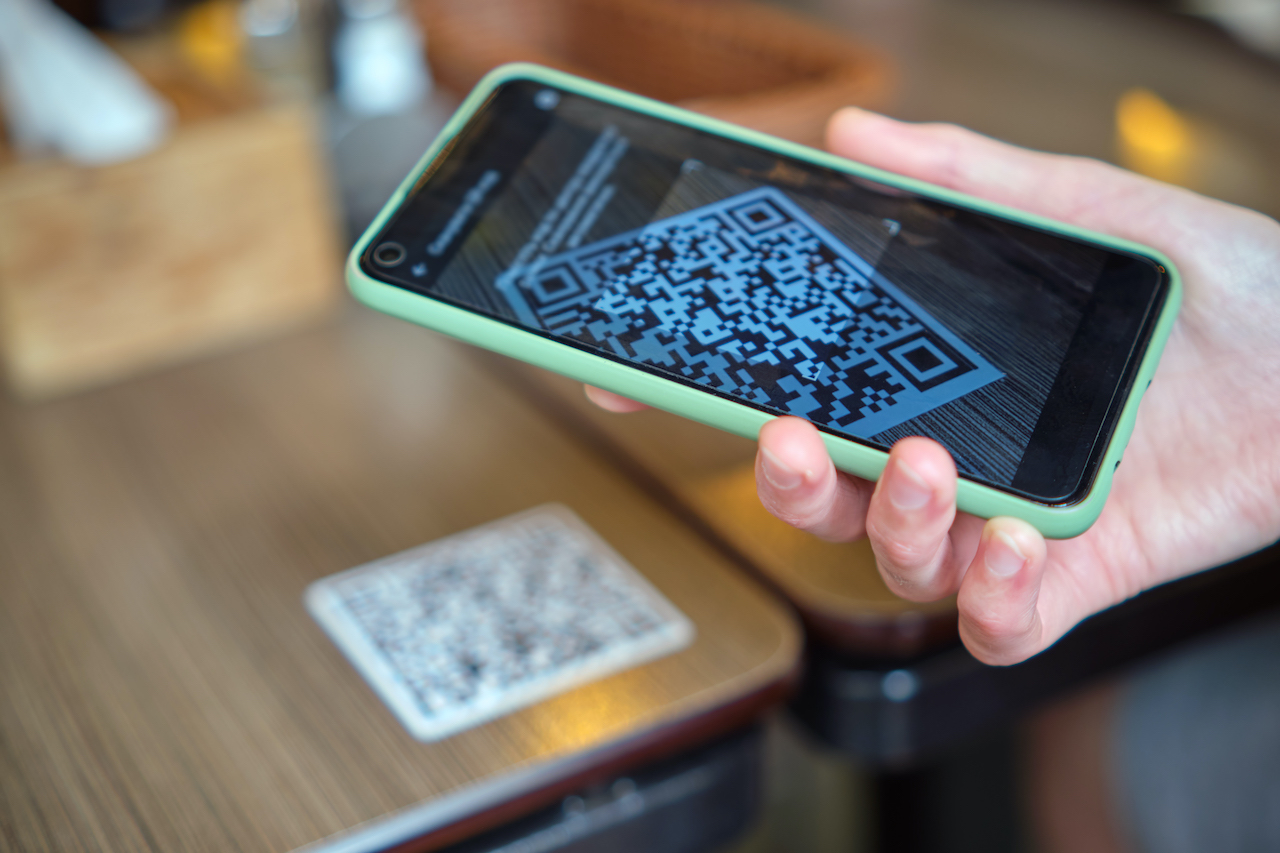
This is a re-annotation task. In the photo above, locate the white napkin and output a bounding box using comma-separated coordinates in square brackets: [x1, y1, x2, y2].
[0, 0, 171, 164]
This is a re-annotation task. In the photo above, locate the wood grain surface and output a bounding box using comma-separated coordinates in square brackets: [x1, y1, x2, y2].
[0, 102, 341, 399]
[492, 360, 959, 657]
[0, 306, 799, 852]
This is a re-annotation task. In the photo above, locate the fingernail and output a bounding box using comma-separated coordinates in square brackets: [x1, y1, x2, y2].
[761, 447, 805, 490]
[985, 530, 1027, 578]
[886, 460, 931, 511]
[834, 105, 876, 125]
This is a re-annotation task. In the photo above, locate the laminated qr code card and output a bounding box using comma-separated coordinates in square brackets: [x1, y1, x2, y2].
[305, 505, 695, 741]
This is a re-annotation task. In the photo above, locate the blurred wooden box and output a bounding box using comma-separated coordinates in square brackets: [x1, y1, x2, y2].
[415, 0, 895, 147]
[0, 96, 342, 400]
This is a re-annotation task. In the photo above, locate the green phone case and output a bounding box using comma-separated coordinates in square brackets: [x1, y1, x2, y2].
[347, 63, 1182, 539]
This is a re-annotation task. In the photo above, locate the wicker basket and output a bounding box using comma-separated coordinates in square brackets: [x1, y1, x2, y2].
[413, 0, 894, 147]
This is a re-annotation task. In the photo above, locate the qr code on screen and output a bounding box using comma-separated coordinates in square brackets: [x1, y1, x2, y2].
[496, 187, 1002, 436]
[305, 505, 693, 741]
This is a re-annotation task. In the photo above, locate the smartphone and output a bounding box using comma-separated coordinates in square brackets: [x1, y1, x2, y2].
[348, 64, 1180, 538]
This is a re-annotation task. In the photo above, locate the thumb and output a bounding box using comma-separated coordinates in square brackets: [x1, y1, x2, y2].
[823, 107, 1205, 256]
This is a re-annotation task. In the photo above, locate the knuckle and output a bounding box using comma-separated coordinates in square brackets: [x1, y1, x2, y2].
[879, 569, 935, 601]
[759, 492, 822, 533]
[873, 553, 944, 601]
[961, 606, 1040, 665]
[966, 640, 1030, 668]
[865, 519, 951, 598]
[876, 536, 932, 571]
[924, 121, 971, 142]
[757, 481, 867, 543]
[967, 608, 1020, 642]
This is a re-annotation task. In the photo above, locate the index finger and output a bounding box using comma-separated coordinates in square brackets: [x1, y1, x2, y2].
[583, 385, 651, 412]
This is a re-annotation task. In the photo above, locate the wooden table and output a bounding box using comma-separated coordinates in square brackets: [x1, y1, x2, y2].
[494, 362, 958, 659]
[0, 306, 799, 852]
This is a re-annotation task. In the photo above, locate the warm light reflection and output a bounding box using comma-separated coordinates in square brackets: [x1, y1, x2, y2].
[693, 464, 903, 605]
[1116, 87, 1195, 185]
[179, 0, 244, 85]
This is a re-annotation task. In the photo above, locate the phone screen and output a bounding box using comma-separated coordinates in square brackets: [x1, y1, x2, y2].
[362, 80, 1170, 505]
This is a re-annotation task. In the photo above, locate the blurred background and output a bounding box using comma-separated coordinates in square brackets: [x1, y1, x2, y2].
[1, 0, 1278, 850]
[2, 0, 1278, 400]
[3, 0, 1278, 402]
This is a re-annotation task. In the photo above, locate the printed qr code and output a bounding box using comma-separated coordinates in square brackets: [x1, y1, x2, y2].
[305, 505, 693, 741]
[496, 187, 1002, 436]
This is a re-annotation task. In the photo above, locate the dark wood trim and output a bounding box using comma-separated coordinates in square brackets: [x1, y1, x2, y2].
[383, 670, 798, 853]
[798, 603, 958, 661]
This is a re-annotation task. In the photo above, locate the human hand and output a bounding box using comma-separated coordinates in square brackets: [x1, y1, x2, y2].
[589, 109, 1280, 664]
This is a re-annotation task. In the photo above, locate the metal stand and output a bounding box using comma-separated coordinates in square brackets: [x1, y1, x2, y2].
[438, 725, 764, 853]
